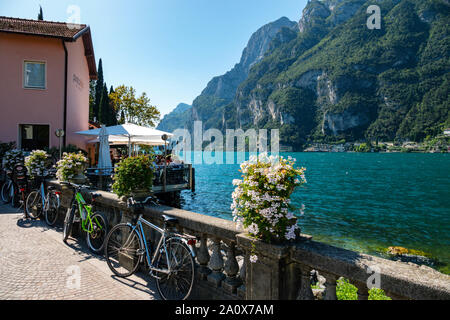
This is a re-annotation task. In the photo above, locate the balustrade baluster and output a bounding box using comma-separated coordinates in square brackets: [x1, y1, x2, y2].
[207, 237, 225, 287]
[353, 282, 369, 300]
[196, 234, 211, 280]
[223, 242, 241, 294]
[321, 272, 338, 300]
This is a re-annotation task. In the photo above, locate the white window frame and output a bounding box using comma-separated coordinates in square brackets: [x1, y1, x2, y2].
[23, 60, 47, 90]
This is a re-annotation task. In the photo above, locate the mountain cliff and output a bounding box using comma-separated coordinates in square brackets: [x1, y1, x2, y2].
[157, 103, 192, 132]
[232, 0, 450, 148]
[160, 0, 450, 150]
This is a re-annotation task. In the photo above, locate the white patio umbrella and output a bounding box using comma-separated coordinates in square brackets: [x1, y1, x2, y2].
[76, 123, 173, 156]
[97, 125, 112, 171]
[86, 135, 167, 146]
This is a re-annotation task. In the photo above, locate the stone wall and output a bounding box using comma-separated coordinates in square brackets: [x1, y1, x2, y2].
[49, 180, 450, 300]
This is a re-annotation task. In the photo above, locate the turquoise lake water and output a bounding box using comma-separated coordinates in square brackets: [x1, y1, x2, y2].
[179, 152, 450, 273]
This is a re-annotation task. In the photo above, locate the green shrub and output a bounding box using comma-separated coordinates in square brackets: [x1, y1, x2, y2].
[112, 154, 155, 198]
[336, 278, 391, 300]
[354, 143, 372, 153]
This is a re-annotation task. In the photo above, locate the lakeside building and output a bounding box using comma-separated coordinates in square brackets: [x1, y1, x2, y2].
[0, 16, 97, 151]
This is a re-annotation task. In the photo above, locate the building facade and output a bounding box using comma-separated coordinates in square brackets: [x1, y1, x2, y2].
[0, 16, 97, 151]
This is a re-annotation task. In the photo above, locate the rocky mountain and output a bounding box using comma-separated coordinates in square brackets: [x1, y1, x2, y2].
[157, 17, 297, 133]
[161, 0, 449, 150]
[231, 0, 450, 149]
[157, 103, 191, 132]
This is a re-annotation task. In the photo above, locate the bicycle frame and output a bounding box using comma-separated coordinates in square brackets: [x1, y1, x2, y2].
[73, 191, 102, 234]
[39, 182, 47, 206]
[126, 215, 194, 275]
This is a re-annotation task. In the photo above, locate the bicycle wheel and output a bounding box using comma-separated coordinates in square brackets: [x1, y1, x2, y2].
[86, 211, 108, 254]
[63, 206, 75, 243]
[105, 223, 143, 278]
[44, 193, 59, 226]
[25, 191, 42, 219]
[1, 182, 12, 203]
[155, 238, 195, 300]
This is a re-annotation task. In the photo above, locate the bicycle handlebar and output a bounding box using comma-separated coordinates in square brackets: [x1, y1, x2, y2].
[127, 196, 158, 208]
[60, 181, 93, 190]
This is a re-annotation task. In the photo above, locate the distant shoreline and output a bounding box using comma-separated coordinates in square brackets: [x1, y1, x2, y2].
[295, 137, 450, 154]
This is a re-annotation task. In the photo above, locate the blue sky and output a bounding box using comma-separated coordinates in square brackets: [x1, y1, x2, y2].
[1, 0, 307, 117]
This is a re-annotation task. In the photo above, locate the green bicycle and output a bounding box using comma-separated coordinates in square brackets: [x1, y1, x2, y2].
[62, 182, 108, 253]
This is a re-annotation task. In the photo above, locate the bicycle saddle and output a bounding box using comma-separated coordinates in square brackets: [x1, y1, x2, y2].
[162, 215, 178, 224]
[91, 193, 102, 199]
[47, 186, 56, 191]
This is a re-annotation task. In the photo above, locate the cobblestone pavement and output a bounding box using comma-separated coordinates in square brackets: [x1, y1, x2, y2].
[0, 203, 158, 300]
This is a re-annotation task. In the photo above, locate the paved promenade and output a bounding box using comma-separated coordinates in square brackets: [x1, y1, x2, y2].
[0, 203, 157, 300]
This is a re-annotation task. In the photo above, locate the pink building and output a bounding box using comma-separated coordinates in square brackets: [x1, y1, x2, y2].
[0, 16, 97, 151]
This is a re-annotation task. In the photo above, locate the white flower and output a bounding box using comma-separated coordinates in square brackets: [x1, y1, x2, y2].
[250, 255, 258, 263]
[286, 211, 295, 220]
[247, 223, 259, 235]
[285, 224, 298, 240]
[235, 218, 244, 230]
[232, 179, 242, 186]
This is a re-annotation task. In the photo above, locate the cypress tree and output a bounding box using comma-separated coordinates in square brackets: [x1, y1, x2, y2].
[93, 59, 104, 122]
[99, 83, 110, 125]
[88, 80, 96, 122]
[38, 6, 43, 20]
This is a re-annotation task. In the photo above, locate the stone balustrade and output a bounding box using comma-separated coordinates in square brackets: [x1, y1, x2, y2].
[48, 180, 450, 300]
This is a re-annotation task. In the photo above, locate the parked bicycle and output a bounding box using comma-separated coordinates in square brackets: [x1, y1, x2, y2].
[0, 170, 14, 204]
[26, 175, 61, 225]
[1, 164, 29, 212]
[61, 182, 108, 253]
[104, 195, 196, 300]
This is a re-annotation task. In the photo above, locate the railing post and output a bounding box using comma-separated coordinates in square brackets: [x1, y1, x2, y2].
[297, 264, 315, 300]
[236, 233, 294, 300]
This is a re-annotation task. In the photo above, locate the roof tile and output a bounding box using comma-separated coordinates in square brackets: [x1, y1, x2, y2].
[0, 16, 87, 39]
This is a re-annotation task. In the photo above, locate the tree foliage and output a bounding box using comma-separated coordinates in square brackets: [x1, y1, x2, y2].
[37, 6, 43, 20]
[109, 85, 160, 127]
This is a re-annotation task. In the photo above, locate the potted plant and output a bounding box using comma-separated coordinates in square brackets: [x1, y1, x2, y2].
[112, 154, 155, 200]
[56, 152, 89, 184]
[3, 149, 25, 172]
[231, 153, 307, 263]
[24, 150, 51, 179]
